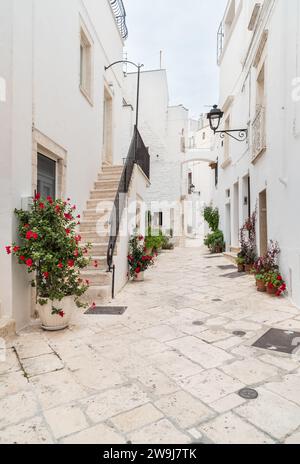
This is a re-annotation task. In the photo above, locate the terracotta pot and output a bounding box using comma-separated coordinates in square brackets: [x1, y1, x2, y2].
[256, 280, 266, 292]
[214, 246, 222, 254]
[244, 264, 252, 273]
[37, 296, 74, 331]
[145, 248, 153, 256]
[267, 285, 277, 295]
[237, 264, 245, 273]
[133, 271, 145, 282]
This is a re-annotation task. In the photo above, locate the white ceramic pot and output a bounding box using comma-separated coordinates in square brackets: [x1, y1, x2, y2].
[133, 272, 145, 282]
[37, 296, 74, 331]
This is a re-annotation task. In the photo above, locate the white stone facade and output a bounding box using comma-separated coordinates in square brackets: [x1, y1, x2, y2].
[211, 0, 300, 308]
[0, 0, 146, 330]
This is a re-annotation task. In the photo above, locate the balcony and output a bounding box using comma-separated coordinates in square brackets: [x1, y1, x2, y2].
[109, 0, 128, 40]
[252, 105, 266, 162]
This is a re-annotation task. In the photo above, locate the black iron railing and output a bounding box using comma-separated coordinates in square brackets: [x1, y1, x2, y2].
[107, 128, 150, 284]
[109, 0, 128, 40]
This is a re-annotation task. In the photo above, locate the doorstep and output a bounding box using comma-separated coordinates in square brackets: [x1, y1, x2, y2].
[0, 317, 16, 338]
[223, 251, 238, 264]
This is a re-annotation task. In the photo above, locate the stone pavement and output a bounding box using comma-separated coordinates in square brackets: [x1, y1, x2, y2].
[1, 245, 300, 444]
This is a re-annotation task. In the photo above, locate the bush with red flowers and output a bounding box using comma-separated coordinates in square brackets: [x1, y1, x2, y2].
[263, 271, 287, 297]
[128, 234, 155, 279]
[5, 195, 91, 310]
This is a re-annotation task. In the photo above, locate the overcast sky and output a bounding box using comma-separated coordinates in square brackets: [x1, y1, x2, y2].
[123, 0, 227, 119]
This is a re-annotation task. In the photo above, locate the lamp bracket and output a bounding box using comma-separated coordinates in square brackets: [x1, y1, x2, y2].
[214, 129, 248, 142]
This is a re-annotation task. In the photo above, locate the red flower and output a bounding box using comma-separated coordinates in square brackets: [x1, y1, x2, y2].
[72, 205, 76, 210]
[77, 215, 81, 219]
[64, 213, 72, 220]
[57, 263, 64, 269]
[5, 246, 11, 255]
[75, 235, 81, 243]
[85, 280, 90, 286]
[92, 302, 96, 309]
[24, 224, 30, 229]
[43, 272, 49, 279]
[68, 260, 75, 268]
[32, 232, 38, 240]
[74, 249, 79, 257]
[47, 196, 53, 204]
[55, 205, 61, 214]
[67, 198, 71, 202]
[58, 311, 65, 318]
[34, 193, 41, 201]
[138, 235, 144, 241]
[277, 275, 283, 281]
[135, 267, 141, 274]
[20, 256, 26, 262]
[26, 231, 33, 240]
[268, 282, 274, 289]
[39, 203, 45, 210]
[26, 259, 33, 268]
[13, 246, 20, 253]
[65, 228, 71, 235]
[94, 260, 98, 268]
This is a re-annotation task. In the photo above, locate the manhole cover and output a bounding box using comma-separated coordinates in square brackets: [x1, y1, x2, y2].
[218, 265, 236, 270]
[233, 331, 246, 337]
[252, 328, 300, 354]
[193, 321, 204, 326]
[221, 272, 246, 279]
[85, 306, 127, 315]
[238, 388, 258, 400]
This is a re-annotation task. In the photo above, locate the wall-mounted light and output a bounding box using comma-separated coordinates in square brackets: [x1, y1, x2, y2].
[207, 105, 248, 142]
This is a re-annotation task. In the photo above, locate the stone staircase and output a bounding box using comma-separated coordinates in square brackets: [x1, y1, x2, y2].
[80, 164, 123, 304]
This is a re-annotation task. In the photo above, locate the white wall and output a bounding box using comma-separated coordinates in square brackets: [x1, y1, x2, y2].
[0, 0, 126, 329]
[214, 0, 300, 308]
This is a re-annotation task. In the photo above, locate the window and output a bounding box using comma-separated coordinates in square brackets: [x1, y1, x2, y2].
[202, 132, 206, 140]
[80, 24, 93, 102]
[37, 154, 56, 199]
[224, 0, 236, 38]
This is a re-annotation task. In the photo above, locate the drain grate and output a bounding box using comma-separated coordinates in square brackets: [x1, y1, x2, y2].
[212, 298, 222, 302]
[252, 328, 300, 354]
[238, 388, 258, 400]
[85, 306, 127, 315]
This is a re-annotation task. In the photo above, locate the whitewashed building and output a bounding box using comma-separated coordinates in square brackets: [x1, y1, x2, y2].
[210, 0, 300, 308]
[0, 0, 150, 332]
[124, 70, 213, 241]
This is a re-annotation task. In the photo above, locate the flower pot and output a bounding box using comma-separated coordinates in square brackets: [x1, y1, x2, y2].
[256, 280, 266, 292]
[133, 272, 145, 282]
[214, 246, 222, 254]
[237, 264, 245, 273]
[145, 248, 153, 256]
[37, 296, 74, 331]
[244, 264, 252, 273]
[267, 286, 277, 296]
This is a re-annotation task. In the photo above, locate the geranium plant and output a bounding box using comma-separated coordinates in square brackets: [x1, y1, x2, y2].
[128, 234, 155, 278]
[238, 211, 257, 265]
[253, 241, 280, 274]
[5, 194, 91, 314]
[264, 271, 287, 297]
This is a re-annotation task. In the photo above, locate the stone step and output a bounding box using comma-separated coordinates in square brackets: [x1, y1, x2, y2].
[102, 165, 123, 172]
[80, 220, 109, 232]
[94, 180, 120, 190]
[230, 246, 241, 254]
[80, 231, 110, 241]
[223, 252, 238, 264]
[85, 285, 112, 304]
[87, 257, 107, 270]
[81, 270, 111, 286]
[90, 189, 117, 200]
[86, 199, 115, 209]
[83, 209, 111, 220]
[98, 173, 122, 181]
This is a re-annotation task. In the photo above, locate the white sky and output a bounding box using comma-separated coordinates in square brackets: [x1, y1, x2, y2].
[123, 0, 228, 119]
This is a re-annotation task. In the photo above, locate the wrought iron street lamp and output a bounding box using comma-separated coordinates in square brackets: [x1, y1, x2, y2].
[207, 105, 248, 142]
[105, 60, 144, 135]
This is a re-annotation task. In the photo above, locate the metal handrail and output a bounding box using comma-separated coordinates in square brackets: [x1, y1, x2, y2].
[109, 0, 128, 40]
[107, 127, 150, 276]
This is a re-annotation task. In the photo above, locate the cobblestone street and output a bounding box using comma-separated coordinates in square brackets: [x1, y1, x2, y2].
[1, 245, 300, 444]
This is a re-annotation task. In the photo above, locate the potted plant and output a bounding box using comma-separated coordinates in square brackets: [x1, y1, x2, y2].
[6, 194, 91, 331]
[128, 235, 155, 281]
[255, 273, 267, 292]
[204, 230, 225, 254]
[253, 241, 280, 288]
[236, 256, 245, 272]
[264, 271, 287, 296]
